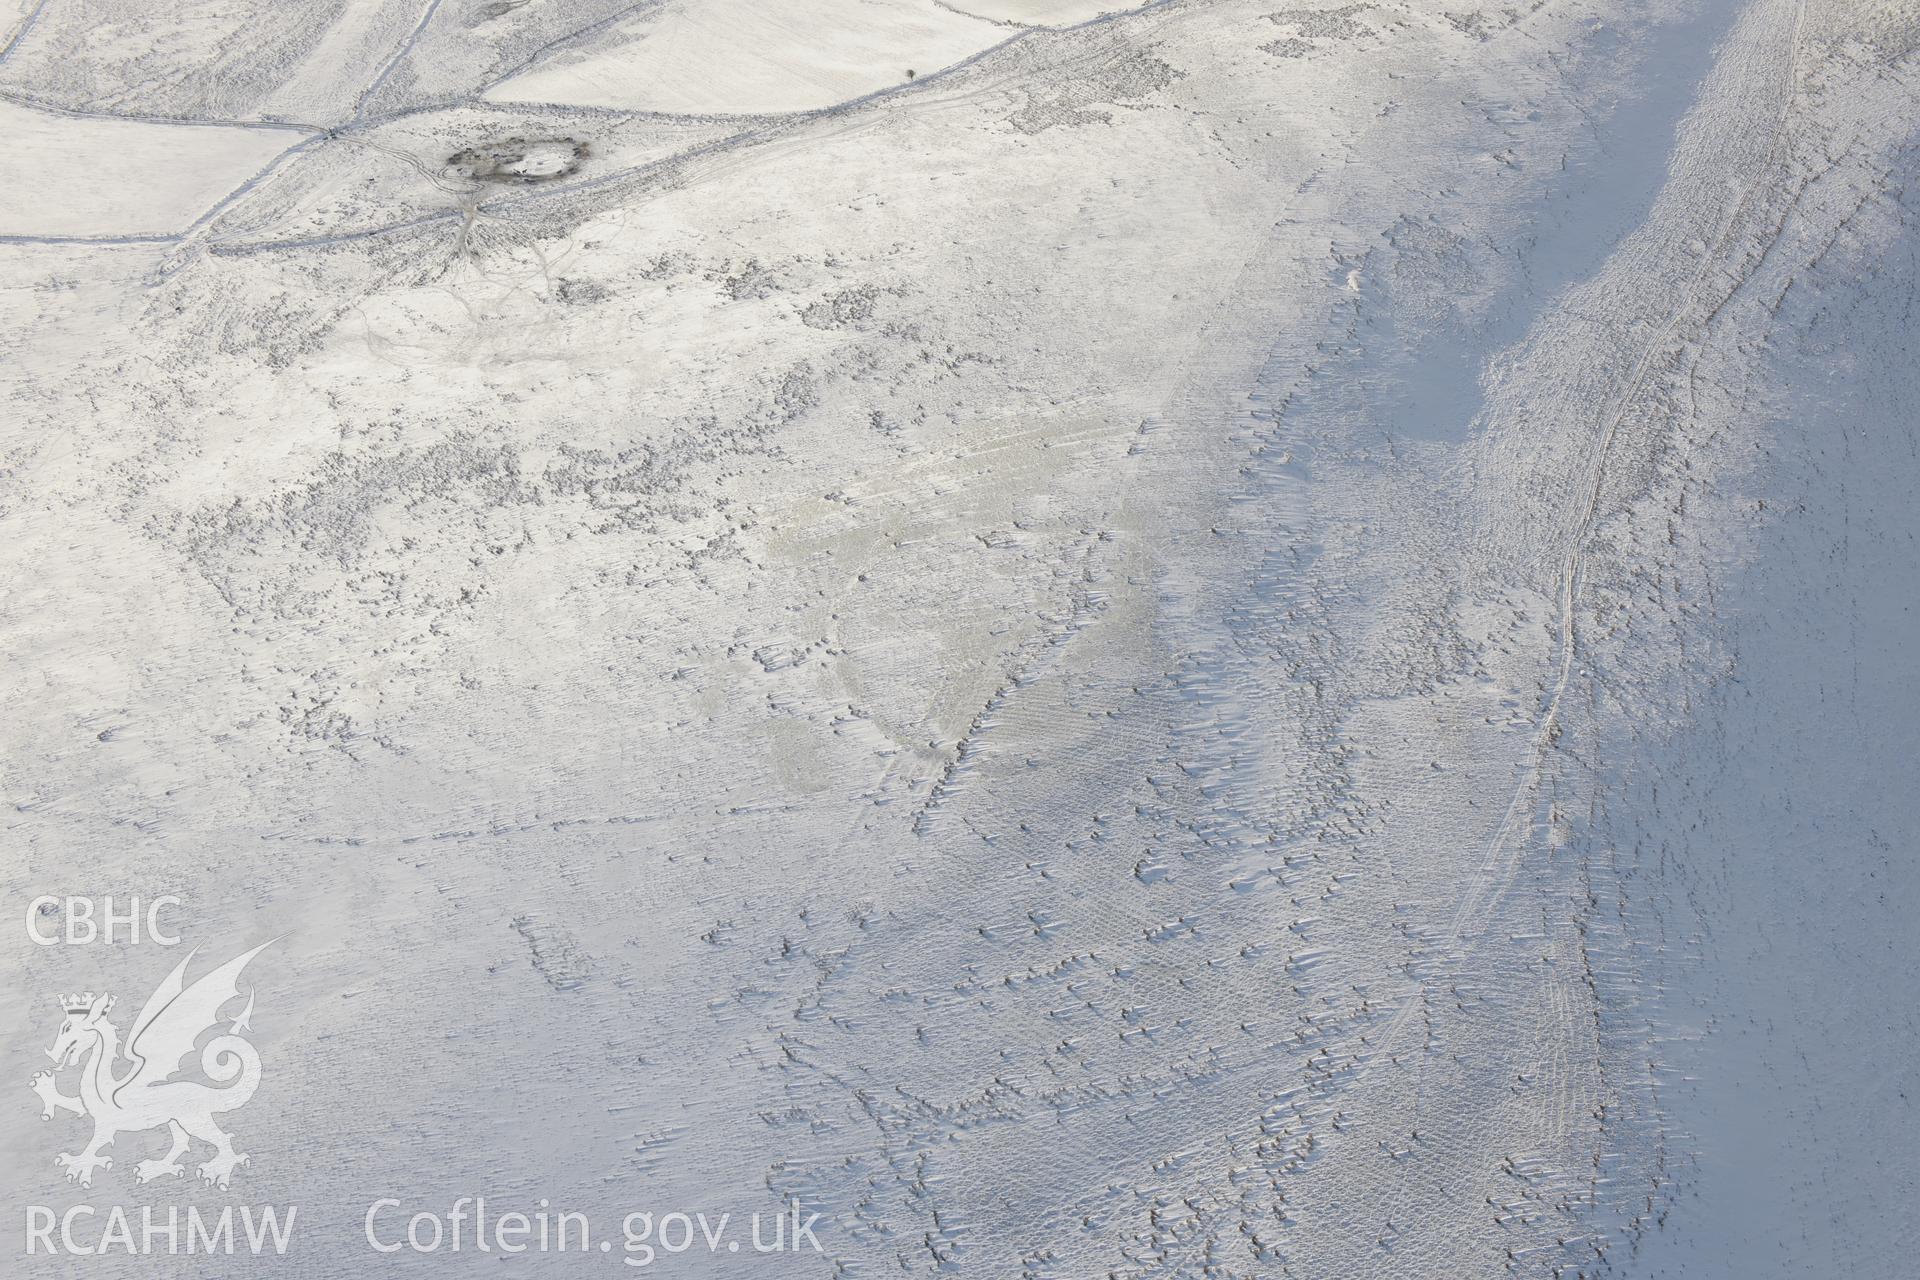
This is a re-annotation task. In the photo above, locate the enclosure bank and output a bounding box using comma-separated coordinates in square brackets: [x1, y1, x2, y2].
[25, 1203, 297, 1256]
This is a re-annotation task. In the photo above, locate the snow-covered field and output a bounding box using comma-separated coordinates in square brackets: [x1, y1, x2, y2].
[2, 0, 1915, 1276]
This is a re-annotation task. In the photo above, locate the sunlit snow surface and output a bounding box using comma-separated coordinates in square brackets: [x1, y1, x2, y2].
[2, 0, 1916, 1276]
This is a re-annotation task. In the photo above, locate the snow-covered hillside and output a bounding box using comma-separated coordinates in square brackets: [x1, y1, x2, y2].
[2, 1, 1915, 1276]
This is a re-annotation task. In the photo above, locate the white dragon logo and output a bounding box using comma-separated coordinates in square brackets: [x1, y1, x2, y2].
[29, 941, 275, 1190]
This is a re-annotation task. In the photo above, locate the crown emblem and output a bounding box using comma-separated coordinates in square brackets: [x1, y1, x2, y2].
[60, 992, 105, 1015]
